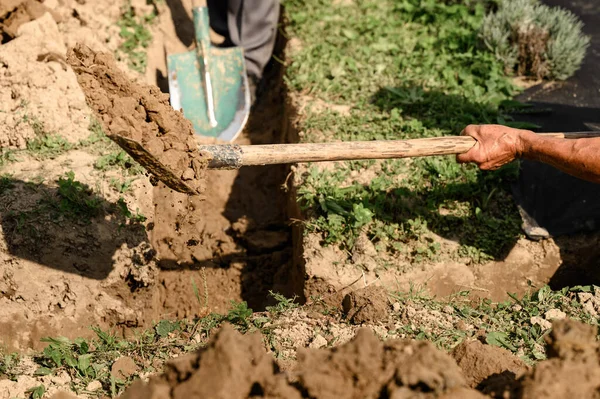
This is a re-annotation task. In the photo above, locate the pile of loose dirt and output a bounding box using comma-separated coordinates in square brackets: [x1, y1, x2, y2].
[117, 318, 600, 399]
[120, 323, 480, 399]
[67, 43, 208, 195]
[0, 0, 59, 43]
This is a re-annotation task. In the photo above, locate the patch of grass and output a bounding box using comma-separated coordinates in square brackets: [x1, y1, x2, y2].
[95, 151, 145, 176]
[21, 114, 72, 159]
[26, 384, 46, 399]
[286, 0, 525, 263]
[0, 149, 18, 168]
[266, 291, 300, 315]
[33, 319, 200, 396]
[78, 118, 115, 154]
[116, 1, 157, 73]
[0, 351, 20, 379]
[53, 171, 103, 220]
[27, 134, 73, 159]
[396, 284, 598, 363]
[116, 197, 147, 224]
[110, 177, 135, 193]
[226, 301, 254, 331]
[0, 174, 15, 195]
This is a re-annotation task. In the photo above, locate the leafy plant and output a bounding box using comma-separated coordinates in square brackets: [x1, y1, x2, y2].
[55, 171, 103, 219]
[227, 301, 253, 330]
[0, 352, 19, 378]
[26, 384, 46, 399]
[117, 1, 157, 72]
[117, 197, 147, 223]
[266, 291, 299, 314]
[95, 151, 144, 175]
[27, 134, 72, 159]
[480, 0, 590, 80]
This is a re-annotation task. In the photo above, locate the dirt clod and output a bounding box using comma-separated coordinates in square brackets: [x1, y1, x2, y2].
[517, 319, 600, 398]
[0, 0, 59, 43]
[66, 43, 208, 195]
[121, 324, 482, 399]
[342, 285, 390, 324]
[452, 339, 529, 397]
[111, 356, 139, 380]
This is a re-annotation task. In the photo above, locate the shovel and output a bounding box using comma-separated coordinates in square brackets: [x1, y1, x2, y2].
[110, 131, 600, 195]
[166, 5, 250, 142]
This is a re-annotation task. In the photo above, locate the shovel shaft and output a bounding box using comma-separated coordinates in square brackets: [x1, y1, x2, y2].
[200, 131, 600, 169]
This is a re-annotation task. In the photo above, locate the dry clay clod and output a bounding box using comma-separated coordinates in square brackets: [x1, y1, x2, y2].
[66, 43, 209, 196]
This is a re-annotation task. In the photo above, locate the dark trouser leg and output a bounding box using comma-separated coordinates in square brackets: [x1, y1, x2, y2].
[207, 0, 280, 81]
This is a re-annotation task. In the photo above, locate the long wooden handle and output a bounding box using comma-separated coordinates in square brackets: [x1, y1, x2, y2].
[199, 131, 600, 169]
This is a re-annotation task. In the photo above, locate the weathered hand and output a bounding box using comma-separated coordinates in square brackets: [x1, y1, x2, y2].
[456, 124, 532, 170]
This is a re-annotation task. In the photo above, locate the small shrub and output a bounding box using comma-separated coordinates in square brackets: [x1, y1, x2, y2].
[480, 0, 589, 80]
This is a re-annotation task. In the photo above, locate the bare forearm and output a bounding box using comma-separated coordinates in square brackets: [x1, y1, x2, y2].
[520, 132, 600, 183]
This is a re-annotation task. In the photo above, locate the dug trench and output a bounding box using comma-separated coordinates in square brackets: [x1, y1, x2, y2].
[98, 24, 302, 322]
[0, 1, 303, 350]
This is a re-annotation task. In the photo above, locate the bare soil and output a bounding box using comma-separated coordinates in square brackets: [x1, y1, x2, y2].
[0, 0, 294, 352]
[1, 2, 600, 399]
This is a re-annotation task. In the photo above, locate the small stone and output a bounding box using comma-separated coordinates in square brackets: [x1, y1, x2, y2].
[512, 304, 522, 312]
[181, 168, 195, 180]
[578, 292, 593, 303]
[309, 334, 328, 349]
[50, 370, 71, 385]
[111, 356, 139, 380]
[392, 302, 401, 312]
[443, 305, 454, 314]
[530, 316, 552, 330]
[86, 380, 103, 391]
[544, 308, 567, 321]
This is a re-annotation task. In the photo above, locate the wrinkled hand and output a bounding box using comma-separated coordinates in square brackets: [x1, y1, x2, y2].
[456, 124, 531, 170]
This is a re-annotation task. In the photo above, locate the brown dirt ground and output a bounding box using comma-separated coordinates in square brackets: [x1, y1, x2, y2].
[2, 1, 600, 399]
[0, 0, 294, 352]
[118, 318, 600, 399]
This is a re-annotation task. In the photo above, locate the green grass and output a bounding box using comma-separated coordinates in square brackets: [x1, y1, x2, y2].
[27, 134, 73, 159]
[392, 284, 598, 364]
[95, 151, 145, 176]
[286, 0, 531, 263]
[53, 171, 103, 220]
[116, 1, 157, 73]
[21, 114, 73, 159]
[0, 285, 596, 396]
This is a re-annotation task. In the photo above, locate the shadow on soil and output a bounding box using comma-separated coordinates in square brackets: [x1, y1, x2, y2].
[0, 178, 147, 280]
[372, 85, 600, 288]
[369, 85, 521, 260]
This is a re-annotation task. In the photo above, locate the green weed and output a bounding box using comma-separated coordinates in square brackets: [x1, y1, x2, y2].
[78, 118, 114, 153]
[54, 171, 103, 220]
[0, 149, 18, 168]
[95, 151, 145, 175]
[27, 133, 72, 160]
[117, 197, 147, 223]
[117, 1, 157, 72]
[0, 174, 15, 195]
[266, 291, 299, 315]
[0, 351, 19, 378]
[110, 177, 135, 193]
[26, 385, 46, 399]
[226, 301, 253, 331]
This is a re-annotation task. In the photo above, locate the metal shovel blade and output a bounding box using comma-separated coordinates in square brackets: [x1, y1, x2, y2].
[167, 6, 250, 142]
